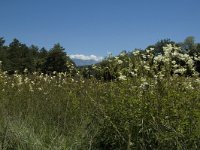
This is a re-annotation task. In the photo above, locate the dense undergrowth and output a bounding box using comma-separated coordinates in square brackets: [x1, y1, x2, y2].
[0, 44, 200, 149]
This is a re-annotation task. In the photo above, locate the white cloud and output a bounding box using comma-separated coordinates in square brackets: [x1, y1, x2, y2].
[69, 54, 103, 61]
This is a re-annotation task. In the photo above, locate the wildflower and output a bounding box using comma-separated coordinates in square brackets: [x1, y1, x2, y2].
[140, 77, 146, 82]
[130, 72, 137, 77]
[163, 44, 173, 56]
[76, 71, 80, 75]
[11, 83, 15, 88]
[17, 75, 23, 86]
[117, 60, 123, 65]
[146, 54, 151, 58]
[142, 54, 146, 59]
[196, 78, 200, 84]
[144, 65, 150, 71]
[173, 64, 179, 68]
[179, 53, 190, 61]
[172, 51, 179, 56]
[24, 68, 28, 73]
[150, 47, 154, 51]
[120, 52, 126, 56]
[38, 87, 42, 91]
[154, 75, 158, 79]
[157, 72, 165, 79]
[193, 72, 200, 77]
[133, 50, 140, 56]
[43, 76, 48, 82]
[194, 56, 200, 61]
[0, 61, 2, 69]
[174, 68, 186, 74]
[24, 77, 29, 83]
[183, 54, 190, 59]
[115, 56, 119, 60]
[163, 57, 170, 63]
[154, 55, 163, 62]
[118, 72, 127, 81]
[31, 81, 35, 85]
[146, 50, 150, 53]
[140, 81, 149, 90]
[129, 62, 133, 68]
[33, 72, 37, 75]
[29, 84, 34, 92]
[3, 71, 8, 75]
[184, 82, 194, 90]
[172, 60, 176, 65]
[92, 65, 97, 69]
[186, 59, 194, 68]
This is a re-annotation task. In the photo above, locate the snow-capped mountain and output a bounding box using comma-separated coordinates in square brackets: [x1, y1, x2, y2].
[70, 54, 103, 66]
[72, 59, 100, 66]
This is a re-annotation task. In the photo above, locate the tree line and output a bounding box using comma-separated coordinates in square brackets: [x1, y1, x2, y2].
[0, 37, 75, 74]
[0, 36, 200, 76]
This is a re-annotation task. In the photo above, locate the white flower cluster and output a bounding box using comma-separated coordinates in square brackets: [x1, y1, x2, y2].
[152, 44, 198, 76]
[118, 72, 127, 81]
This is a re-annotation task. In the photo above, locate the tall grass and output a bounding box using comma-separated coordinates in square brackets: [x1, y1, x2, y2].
[0, 73, 200, 149]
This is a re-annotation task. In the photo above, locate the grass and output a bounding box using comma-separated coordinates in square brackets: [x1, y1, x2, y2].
[0, 72, 200, 149]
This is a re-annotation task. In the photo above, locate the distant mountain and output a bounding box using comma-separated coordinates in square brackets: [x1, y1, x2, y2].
[72, 58, 100, 66]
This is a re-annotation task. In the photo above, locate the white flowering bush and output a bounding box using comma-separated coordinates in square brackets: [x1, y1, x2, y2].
[89, 44, 199, 82]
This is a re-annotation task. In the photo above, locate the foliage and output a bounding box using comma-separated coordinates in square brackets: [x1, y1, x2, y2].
[0, 38, 76, 74]
[6, 39, 35, 73]
[42, 43, 75, 73]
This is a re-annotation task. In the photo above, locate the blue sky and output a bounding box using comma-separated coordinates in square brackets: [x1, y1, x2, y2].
[0, 0, 200, 59]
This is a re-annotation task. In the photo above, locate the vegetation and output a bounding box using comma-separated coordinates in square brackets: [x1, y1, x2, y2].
[0, 36, 200, 149]
[0, 38, 75, 74]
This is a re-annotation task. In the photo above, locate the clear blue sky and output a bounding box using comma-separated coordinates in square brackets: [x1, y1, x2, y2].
[0, 0, 200, 57]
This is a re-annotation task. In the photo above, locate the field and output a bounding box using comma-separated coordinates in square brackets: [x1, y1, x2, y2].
[0, 44, 200, 149]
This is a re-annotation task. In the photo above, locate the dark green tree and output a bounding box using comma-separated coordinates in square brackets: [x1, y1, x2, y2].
[7, 39, 35, 73]
[181, 36, 196, 51]
[42, 43, 73, 73]
[34, 47, 48, 72]
[0, 37, 5, 47]
[194, 43, 200, 73]
[0, 37, 8, 70]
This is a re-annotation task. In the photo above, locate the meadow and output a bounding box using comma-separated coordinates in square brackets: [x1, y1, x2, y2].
[0, 44, 200, 149]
